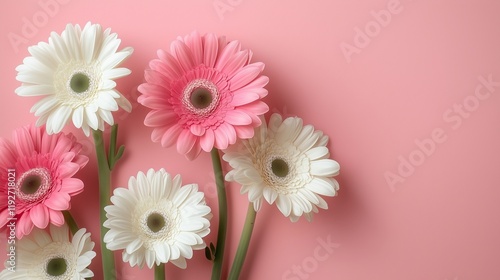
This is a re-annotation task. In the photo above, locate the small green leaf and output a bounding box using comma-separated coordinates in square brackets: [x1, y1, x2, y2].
[210, 242, 216, 254]
[205, 246, 212, 261]
[115, 145, 125, 161]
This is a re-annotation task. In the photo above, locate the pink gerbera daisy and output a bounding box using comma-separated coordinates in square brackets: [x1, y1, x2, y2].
[0, 124, 88, 238]
[138, 31, 269, 160]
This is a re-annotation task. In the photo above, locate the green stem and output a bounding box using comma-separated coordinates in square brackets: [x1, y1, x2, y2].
[63, 210, 79, 236]
[228, 203, 257, 280]
[93, 129, 115, 280]
[154, 264, 165, 280]
[210, 148, 228, 280]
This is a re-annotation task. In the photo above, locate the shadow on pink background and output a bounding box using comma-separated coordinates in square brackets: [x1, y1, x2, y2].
[1, 0, 500, 279]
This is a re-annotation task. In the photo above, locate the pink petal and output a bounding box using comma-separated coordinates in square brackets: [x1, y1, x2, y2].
[139, 96, 171, 110]
[151, 127, 169, 142]
[13, 126, 34, 157]
[233, 86, 268, 99]
[185, 139, 202, 160]
[240, 75, 269, 91]
[221, 50, 249, 78]
[138, 84, 169, 99]
[74, 154, 89, 168]
[149, 59, 171, 76]
[144, 110, 177, 127]
[61, 177, 84, 195]
[230, 92, 260, 107]
[219, 123, 237, 145]
[203, 33, 219, 67]
[224, 110, 252, 125]
[41, 130, 57, 154]
[200, 129, 215, 152]
[237, 101, 270, 115]
[0, 209, 9, 227]
[160, 125, 183, 148]
[190, 124, 206, 136]
[215, 40, 241, 71]
[234, 125, 255, 139]
[185, 31, 203, 65]
[29, 124, 43, 151]
[157, 49, 183, 79]
[49, 209, 65, 226]
[17, 212, 34, 239]
[0, 139, 17, 168]
[45, 192, 70, 210]
[172, 41, 195, 73]
[177, 129, 197, 155]
[58, 162, 80, 178]
[30, 204, 50, 229]
[51, 134, 72, 159]
[230, 62, 265, 91]
[214, 127, 229, 149]
[145, 69, 170, 86]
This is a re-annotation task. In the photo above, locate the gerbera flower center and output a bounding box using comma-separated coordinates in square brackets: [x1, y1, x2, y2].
[45, 257, 67, 277]
[271, 158, 289, 178]
[182, 79, 220, 116]
[54, 61, 102, 107]
[16, 168, 51, 202]
[190, 88, 213, 109]
[138, 208, 177, 241]
[146, 212, 166, 233]
[69, 72, 91, 93]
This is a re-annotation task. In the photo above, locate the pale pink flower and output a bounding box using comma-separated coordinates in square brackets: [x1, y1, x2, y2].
[0, 124, 88, 238]
[138, 31, 269, 160]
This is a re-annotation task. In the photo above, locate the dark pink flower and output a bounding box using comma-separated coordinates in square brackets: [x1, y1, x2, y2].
[0, 124, 88, 238]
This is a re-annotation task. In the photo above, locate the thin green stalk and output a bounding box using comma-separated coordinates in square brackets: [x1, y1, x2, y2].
[210, 148, 228, 280]
[228, 203, 257, 280]
[108, 125, 124, 170]
[93, 129, 115, 280]
[63, 210, 79, 236]
[154, 264, 165, 280]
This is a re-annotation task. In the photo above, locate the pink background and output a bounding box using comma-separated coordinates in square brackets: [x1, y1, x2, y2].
[1, 0, 500, 279]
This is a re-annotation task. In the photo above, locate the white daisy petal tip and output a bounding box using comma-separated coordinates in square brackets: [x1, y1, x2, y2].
[223, 113, 340, 222]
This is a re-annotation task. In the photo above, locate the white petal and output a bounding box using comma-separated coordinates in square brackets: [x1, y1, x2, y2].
[81, 23, 97, 63]
[305, 146, 330, 160]
[101, 51, 132, 71]
[169, 257, 187, 269]
[97, 92, 119, 111]
[32, 96, 59, 116]
[145, 249, 156, 268]
[276, 195, 292, 217]
[84, 107, 99, 130]
[310, 159, 340, 177]
[46, 105, 72, 133]
[16, 84, 54, 96]
[98, 109, 115, 125]
[125, 238, 143, 254]
[276, 117, 303, 144]
[103, 68, 131, 80]
[263, 188, 278, 204]
[72, 106, 84, 128]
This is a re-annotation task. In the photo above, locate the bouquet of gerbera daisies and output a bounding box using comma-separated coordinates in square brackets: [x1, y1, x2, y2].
[1, 22, 339, 280]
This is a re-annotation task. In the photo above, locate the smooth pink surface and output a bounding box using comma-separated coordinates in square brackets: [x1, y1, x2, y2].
[1, 0, 500, 279]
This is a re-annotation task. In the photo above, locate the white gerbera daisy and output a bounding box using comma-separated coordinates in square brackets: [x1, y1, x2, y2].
[15, 22, 134, 136]
[103, 168, 212, 269]
[0, 224, 96, 279]
[223, 113, 340, 222]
